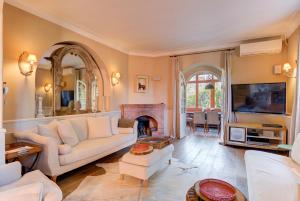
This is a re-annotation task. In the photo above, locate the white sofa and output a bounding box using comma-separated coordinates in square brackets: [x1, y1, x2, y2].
[14, 115, 138, 180]
[245, 150, 300, 201]
[0, 161, 62, 201]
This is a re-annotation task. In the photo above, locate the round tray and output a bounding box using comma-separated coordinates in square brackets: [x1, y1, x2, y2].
[194, 179, 236, 201]
[130, 143, 153, 155]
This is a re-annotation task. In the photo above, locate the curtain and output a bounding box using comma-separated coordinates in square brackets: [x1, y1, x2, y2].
[289, 38, 300, 144]
[220, 51, 234, 143]
[171, 56, 180, 138]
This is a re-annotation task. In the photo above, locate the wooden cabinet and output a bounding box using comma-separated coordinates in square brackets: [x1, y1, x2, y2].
[225, 122, 287, 150]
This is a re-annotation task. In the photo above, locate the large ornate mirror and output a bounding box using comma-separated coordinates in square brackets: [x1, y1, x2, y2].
[35, 43, 104, 117]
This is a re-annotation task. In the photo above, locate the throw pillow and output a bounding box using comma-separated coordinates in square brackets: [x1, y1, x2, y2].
[38, 120, 62, 144]
[57, 120, 79, 147]
[111, 115, 120, 135]
[118, 118, 135, 128]
[69, 117, 88, 141]
[58, 144, 72, 155]
[87, 116, 112, 139]
[291, 133, 300, 164]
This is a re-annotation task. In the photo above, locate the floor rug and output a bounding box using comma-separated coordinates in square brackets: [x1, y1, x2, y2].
[64, 159, 205, 201]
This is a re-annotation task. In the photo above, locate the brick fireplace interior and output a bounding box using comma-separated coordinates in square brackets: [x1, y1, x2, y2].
[121, 104, 165, 138]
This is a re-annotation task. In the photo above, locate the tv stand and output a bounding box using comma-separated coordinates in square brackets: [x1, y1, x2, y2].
[225, 122, 287, 150]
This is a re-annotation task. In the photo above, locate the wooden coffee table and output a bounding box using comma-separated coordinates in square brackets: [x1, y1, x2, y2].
[186, 183, 246, 201]
[5, 142, 42, 172]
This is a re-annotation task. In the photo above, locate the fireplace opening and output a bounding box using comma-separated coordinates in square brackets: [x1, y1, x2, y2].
[136, 116, 158, 138]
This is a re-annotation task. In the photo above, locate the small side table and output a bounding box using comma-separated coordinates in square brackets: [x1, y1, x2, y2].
[5, 142, 42, 173]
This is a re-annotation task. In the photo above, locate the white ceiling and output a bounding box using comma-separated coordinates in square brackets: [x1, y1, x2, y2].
[5, 0, 300, 56]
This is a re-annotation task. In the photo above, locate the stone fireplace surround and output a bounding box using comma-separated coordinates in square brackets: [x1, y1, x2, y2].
[121, 104, 165, 136]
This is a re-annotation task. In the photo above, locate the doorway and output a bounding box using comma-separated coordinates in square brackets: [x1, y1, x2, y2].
[185, 69, 223, 137]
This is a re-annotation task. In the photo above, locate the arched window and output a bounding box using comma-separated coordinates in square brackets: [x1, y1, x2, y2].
[186, 72, 222, 111]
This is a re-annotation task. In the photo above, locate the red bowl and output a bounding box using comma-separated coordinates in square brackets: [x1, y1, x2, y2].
[195, 179, 236, 201]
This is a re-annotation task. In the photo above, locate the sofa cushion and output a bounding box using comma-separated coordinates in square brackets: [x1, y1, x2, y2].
[38, 120, 62, 145]
[111, 115, 120, 135]
[121, 144, 174, 167]
[58, 144, 72, 155]
[245, 150, 298, 201]
[59, 134, 136, 165]
[0, 170, 62, 201]
[87, 116, 112, 139]
[57, 120, 79, 147]
[69, 117, 88, 141]
[0, 183, 43, 201]
[291, 133, 300, 165]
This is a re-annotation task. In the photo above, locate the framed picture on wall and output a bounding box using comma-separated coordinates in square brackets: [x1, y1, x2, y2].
[136, 75, 149, 93]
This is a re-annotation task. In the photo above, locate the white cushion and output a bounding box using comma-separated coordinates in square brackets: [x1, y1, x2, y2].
[118, 127, 134, 134]
[58, 144, 72, 155]
[121, 144, 174, 167]
[0, 161, 22, 186]
[292, 133, 300, 165]
[87, 116, 112, 139]
[38, 120, 62, 144]
[59, 134, 136, 165]
[0, 170, 62, 201]
[245, 150, 298, 201]
[0, 183, 43, 201]
[111, 115, 120, 135]
[57, 120, 79, 147]
[69, 117, 88, 141]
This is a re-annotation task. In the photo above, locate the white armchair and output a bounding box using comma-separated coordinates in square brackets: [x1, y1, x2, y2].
[0, 161, 62, 201]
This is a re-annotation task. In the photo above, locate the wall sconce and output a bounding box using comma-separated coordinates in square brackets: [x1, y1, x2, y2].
[283, 62, 296, 78]
[18, 51, 37, 76]
[273, 62, 296, 78]
[111, 72, 121, 86]
[44, 83, 52, 93]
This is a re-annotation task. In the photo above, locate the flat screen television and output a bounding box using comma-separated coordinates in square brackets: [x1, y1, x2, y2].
[231, 82, 286, 114]
[61, 90, 74, 107]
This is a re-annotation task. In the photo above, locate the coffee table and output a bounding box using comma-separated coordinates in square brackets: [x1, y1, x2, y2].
[186, 182, 246, 201]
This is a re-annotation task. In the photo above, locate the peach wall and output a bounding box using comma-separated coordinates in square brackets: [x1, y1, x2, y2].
[128, 55, 172, 134]
[3, 4, 129, 120]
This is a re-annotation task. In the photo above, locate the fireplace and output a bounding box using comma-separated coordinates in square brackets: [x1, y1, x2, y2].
[136, 116, 158, 138]
[121, 104, 165, 137]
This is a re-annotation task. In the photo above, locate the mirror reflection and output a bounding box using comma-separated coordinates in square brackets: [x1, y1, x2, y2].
[35, 45, 100, 117]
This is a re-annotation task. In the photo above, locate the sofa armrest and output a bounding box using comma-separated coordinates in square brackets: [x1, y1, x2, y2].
[14, 132, 60, 177]
[0, 161, 22, 186]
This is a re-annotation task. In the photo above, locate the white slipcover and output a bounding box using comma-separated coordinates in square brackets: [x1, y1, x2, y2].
[14, 117, 138, 177]
[0, 162, 62, 201]
[119, 145, 174, 181]
[245, 150, 300, 201]
[59, 134, 136, 165]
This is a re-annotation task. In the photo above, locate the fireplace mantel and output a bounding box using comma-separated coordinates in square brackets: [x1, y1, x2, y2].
[121, 104, 165, 136]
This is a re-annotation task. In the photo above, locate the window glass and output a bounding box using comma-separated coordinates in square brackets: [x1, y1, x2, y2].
[186, 83, 196, 108]
[198, 83, 210, 109]
[189, 75, 196, 81]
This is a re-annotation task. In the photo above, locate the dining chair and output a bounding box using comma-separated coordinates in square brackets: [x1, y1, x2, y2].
[193, 112, 207, 132]
[206, 111, 221, 134]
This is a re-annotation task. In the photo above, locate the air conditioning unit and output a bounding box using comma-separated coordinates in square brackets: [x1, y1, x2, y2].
[240, 37, 282, 56]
